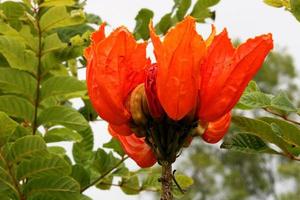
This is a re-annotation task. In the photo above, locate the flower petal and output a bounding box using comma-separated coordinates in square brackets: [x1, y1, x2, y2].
[150, 16, 206, 120]
[199, 32, 273, 122]
[109, 125, 157, 168]
[202, 112, 231, 144]
[145, 63, 164, 118]
[84, 23, 106, 60]
[109, 123, 132, 136]
[86, 26, 148, 125]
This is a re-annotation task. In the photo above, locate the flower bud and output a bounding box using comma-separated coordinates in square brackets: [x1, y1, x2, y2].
[129, 84, 148, 126]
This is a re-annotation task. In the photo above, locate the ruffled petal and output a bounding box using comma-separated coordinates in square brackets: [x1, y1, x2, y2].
[86, 26, 148, 125]
[109, 125, 157, 168]
[84, 23, 106, 60]
[199, 29, 235, 121]
[150, 16, 206, 120]
[202, 112, 231, 144]
[144, 63, 164, 118]
[199, 32, 273, 122]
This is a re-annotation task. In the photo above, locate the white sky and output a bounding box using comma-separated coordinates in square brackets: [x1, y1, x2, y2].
[82, 0, 300, 199]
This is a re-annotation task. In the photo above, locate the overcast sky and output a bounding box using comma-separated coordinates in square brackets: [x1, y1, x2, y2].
[82, 0, 300, 199]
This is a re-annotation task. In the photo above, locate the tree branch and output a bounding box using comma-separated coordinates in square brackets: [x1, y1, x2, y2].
[160, 161, 173, 200]
[32, 6, 43, 135]
[264, 108, 300, 126]
[80, 156, 128, 193]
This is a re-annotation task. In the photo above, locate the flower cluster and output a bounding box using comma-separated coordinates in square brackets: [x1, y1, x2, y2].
[85, 17, 273, 167]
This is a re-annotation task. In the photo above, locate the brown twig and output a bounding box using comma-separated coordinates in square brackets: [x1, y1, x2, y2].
[160, 161, 173, 200]
[32, 6, 42, 135]
[264, 108, 300, 126]
[80, 156, 128, 193]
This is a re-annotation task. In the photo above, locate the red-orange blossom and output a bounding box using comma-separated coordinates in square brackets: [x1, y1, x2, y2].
[85, 16, 273, 168]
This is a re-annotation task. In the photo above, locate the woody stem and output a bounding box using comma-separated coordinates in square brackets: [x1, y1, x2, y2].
[160, 161, 173, 200]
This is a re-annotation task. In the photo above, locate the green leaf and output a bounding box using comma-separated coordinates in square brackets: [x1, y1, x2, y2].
[103, 138, 125, 157]
[40, 76, 86, 102]
[232, 116, 289, 152]
[57, 24, 92, 43]
[72, 143, 93, 164]
[260, 117, 300, 147]
[1, 1, 25, 19]
[44, 128, 83, 143]
[0, 68, 37, 101]
[47, 146, 66, 156]
[270, 91, 296, 112]
[72, 127, 94, 164]
[37, 106, 89, 131]
[19, 25, 39, 51]
[43, 33, 67, 54]
[263, 0, 284, 8]
[40, 0, 75, 7]
[190, 0, 220, 22]
[174, 173, 194, 189]
[175, 0, 191, 21]
[0, 36, 37, 74]
[9, 135, 48, 164]
[173, 173, 194, 198]
[0, 111, 18, 146]
[244, 80, 260, 93]
[9, 125, 31, 143]
[142, 173, 161, 191]
[0, 21, 24, 46]
[0, 22, 21, 37]
[24, 176, 80, 200]
[120, 175, 140, 195]
[112, 165, 130, 177]
[155, 13, 172, 35]
[221, 133, 277, 154]
[192, 0, 220, 8]
[17, 155, 71, 180]
[78, 195, 92, 200]
[0, 95, 35, 121]
[291, 0, 300, 21]
[133, 8, 154, 40]
[86, 13, 102, 25]
[71, 165, 90, 189]
[79, 99, 98, 121]
[93, 149, 120, 174]
[0, 166, 18, 199]
[7, 18, 22, 31]
[96, 175, 113, 190]
[40, 6, 85, 32]
[41, 46, 83, 73]
[238, 91, 271, 109]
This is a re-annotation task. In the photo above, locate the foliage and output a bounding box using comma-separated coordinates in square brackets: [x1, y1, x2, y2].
[133, 0, 220, 40]
[0, 0, 196, 199]
[1, 0, 300, 199]
[263, 0, 300, 22]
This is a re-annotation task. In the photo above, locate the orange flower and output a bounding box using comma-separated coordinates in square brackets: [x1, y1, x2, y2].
[198, 28, 273, 143]
[85, 24, 149, 135]
[85, 24, 156, 167]
[149, 16, 206, 120]
[85, 16, 273, 167]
